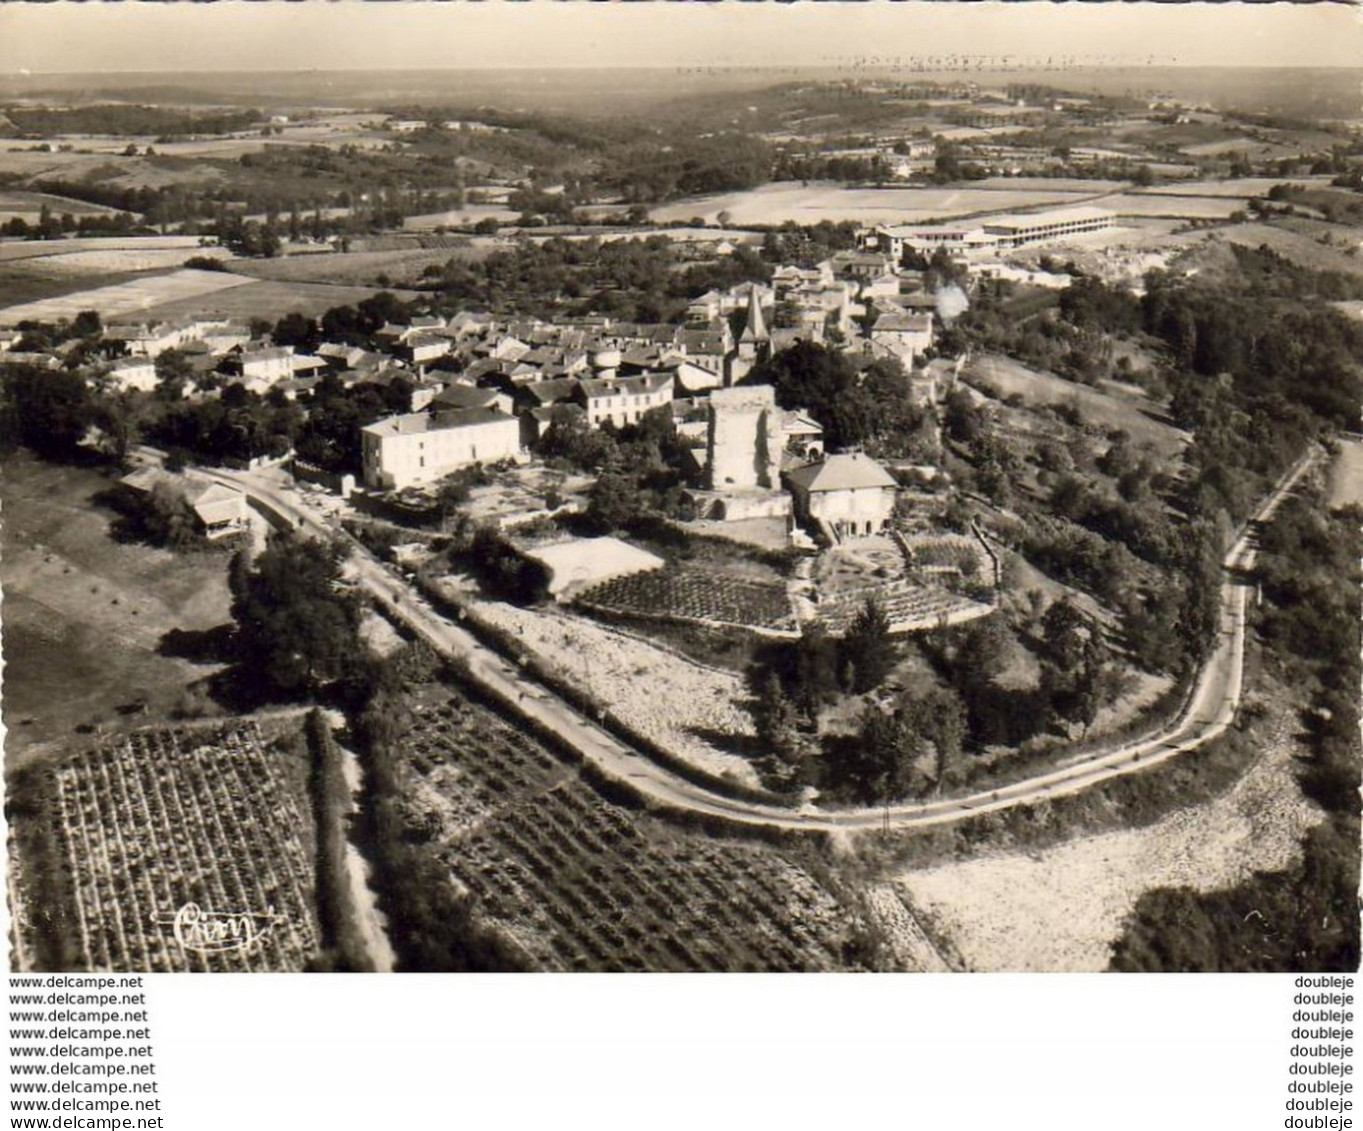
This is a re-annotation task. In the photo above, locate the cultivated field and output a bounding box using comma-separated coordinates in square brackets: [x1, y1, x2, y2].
[42, 721, 319, 972]
[0, 190, 121, 221]
[0, 264, 150, 310]
[0, 149, 228, 191]
[1141, 176, 1336, 198]
[17, 247, 234, 276]
[576, 565, 798, 635]
[228, 247, 474, 287]
[397, 680, 861, 970]
[814, 577, 994, 635]
[895, 702, 1323, 970]
[649, 181, 1111, 226]
[966, 353, 1189, 459]
[403, 206, 519, 230]
[124, 277, 421, 325]
[0, 267, 250, 324]
[455, 587, 761, 786]
[0, 235, 206, 264]
[1, 456, 233, 759]
[524, 536, 663, 597]
[1104, 193, 1245, 220]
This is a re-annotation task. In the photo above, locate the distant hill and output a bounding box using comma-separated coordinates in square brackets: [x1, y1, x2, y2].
[0, 66, 1358, 121]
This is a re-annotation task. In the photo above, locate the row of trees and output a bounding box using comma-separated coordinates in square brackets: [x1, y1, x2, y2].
[1111, 492, 1361, 972]
[434, 235, 771, 322]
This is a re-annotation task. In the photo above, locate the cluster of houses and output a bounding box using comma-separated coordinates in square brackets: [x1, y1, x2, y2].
[0, 245, 960, 545]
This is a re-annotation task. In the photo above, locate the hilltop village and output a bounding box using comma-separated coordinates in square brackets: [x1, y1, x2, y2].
[3, 70, 1360, 975]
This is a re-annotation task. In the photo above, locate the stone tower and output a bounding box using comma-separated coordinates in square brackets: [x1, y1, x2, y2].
[706, 384, 782, 490]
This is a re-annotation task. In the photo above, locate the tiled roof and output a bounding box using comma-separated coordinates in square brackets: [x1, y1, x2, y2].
[785, 453, 896, 493]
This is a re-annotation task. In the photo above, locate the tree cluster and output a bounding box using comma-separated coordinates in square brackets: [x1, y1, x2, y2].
[228, 535, 362, 701]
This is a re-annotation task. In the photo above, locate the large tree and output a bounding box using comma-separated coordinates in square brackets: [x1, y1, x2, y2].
[1, 364, 93, 460]
[840, 597, 897, 694]
[231, 534, 361, 699]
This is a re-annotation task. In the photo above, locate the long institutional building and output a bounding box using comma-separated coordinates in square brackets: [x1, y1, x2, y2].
[868, 206, 1115, 261]
[361, 408, 522, 489]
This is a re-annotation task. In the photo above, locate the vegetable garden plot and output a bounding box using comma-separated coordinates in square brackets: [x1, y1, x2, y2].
[49, 721, 319, 972]
[815, 578, 994, 635]
[398, 684, 858, 971]
[575, 567, 798, 635]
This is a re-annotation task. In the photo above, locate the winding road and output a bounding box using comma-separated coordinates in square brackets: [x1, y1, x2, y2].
[199, 449, 1317, 836]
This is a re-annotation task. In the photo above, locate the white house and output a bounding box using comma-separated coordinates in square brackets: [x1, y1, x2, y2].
[869, 311, 934, 363]
[104, 357, 159, 393]
[360, 408, 521, 490]
[576, 373, 674, 429]
[226, 346, 296, 391]
[785, 453, 898, 541]
[403, 333, 452, 366]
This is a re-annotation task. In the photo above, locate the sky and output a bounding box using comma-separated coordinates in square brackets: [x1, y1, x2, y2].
[0, 2, 1358, 75]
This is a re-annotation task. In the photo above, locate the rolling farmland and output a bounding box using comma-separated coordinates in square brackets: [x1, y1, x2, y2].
[649, 181, 1112, 227]
[399, 682, 862, 971]
[0, 190, 123, 221]
[127, 277, 423, 324]
[0, 266, 250, 324]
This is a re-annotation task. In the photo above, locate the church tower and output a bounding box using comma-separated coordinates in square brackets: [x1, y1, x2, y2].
[737, 283, 770, 363]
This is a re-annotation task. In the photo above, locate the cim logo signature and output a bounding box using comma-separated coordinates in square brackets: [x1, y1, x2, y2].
[153, 903, 280, 956]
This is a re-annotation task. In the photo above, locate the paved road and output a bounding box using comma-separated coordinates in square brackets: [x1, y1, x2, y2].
[200, 451, 1316, 835]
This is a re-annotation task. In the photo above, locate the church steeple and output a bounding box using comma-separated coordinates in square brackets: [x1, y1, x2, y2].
[739, 283, 769, 348]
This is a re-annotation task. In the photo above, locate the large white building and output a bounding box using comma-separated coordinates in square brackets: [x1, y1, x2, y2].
[360, 408, 521, 490]
[785, 453, 898, 541]
[867, 206, 1115, 260]
[981, 207, 1116, 249]
[576, 373, 674, 429]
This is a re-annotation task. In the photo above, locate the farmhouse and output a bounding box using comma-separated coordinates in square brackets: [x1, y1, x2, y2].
[785, 453, 897, 541]
[360, 408, 521, 490]
[119, 467, 250, 539]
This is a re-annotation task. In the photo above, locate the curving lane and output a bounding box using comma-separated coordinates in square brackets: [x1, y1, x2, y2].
[197, 449, 1317, 835]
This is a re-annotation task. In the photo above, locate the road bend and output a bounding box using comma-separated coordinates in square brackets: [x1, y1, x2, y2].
[199, 449, 1317, 836]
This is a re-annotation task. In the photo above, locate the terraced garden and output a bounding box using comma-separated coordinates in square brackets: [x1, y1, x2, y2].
[815, 578, 994, 635]
[45, 721, 319, 972]
[398, 683, 861, 971]
[575, 566, 798, 636]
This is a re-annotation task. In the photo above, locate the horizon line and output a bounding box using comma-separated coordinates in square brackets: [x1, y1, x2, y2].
[4, 62, 1362, 79]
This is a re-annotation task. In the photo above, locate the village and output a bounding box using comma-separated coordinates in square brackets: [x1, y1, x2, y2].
[3, 52, 1359, 978]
